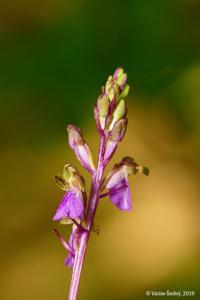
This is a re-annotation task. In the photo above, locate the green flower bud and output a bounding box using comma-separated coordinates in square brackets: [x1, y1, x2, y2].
[117, 84, 130, 101]
[97, 96, 110, 129]
[108, 87, 115, 101]
[113, 67, 124, 80]
[109, 99, 127, 130]
[105, 76, 113, 92]
[97, 96, 109, 116]
[116, 72, 127, 89]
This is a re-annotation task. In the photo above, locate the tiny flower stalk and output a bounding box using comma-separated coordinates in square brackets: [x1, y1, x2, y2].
[52, 67, 149, 300]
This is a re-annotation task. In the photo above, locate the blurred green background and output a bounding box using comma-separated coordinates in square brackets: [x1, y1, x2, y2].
[1, 0, 200, 299]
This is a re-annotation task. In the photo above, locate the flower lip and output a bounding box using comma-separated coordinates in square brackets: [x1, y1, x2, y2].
[109, 178, 132, 211]
[53, 188, 84, 221]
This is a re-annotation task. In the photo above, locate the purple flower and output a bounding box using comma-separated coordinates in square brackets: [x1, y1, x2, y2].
[104, 157, 149, 211]
[106, 164, 132, 211]
[108, 178, 131, 211]
[53, 188, 84, 221]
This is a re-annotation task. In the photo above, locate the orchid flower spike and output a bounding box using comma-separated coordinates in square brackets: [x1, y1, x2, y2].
[52, 67, 149, 300]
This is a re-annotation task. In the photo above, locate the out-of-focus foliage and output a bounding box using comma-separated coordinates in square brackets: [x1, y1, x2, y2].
[0, 1, 200, 299]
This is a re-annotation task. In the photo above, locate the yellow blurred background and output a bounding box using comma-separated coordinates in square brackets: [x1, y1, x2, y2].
[0, 1, 200, 299]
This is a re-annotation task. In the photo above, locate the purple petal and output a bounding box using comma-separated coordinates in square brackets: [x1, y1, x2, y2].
[53, 189, 84, 221]
[106, 169, 126, 189]
[109, 178, 132, 211]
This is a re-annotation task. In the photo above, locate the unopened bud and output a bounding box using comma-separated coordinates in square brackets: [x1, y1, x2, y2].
[117, 84, 130, 101]
[67, 125, 96, 173]
[109, 118, 127, 142]
[109, 99, 127, 130]
[104, 119, 127, 162]
[97, 96, 110, 130]
[105, 76, 113, 93]
[113, 67, 124, 81]
[113, 67, 127, 90]
[67, 125, 84, 148]
[108, 87, 115, 101]
[107, 83, 120, 101]
[116, 72, 127, 90]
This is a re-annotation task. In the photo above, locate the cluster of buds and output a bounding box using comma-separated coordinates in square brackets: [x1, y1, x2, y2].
[94, 68, 130, 163]
[52, 68, 149, 280]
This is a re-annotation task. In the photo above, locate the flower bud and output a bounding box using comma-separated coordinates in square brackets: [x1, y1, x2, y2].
[113, 67, 124, 81]
[67, 125, 96, 173]
[108, 83, 120, 101]
[109, 99, 127, 130]
[105, 76, 113, 93]
[104, 119, 127, 162]
[117, 73, 127, 90]
[97, 95, 110, 130]
[109, 118, 127, 142]
[117, 84, 130, 101]
[113, 67, 127, 90]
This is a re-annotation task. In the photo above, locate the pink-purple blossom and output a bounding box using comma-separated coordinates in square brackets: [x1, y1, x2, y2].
[106, 176, 131, 211]
[53, 188, 84, 221]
